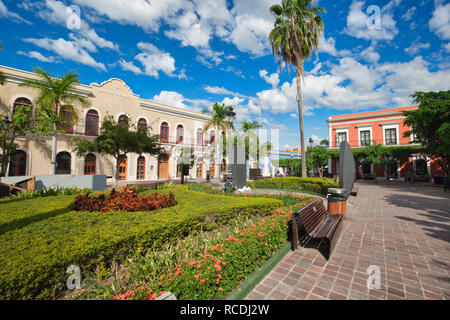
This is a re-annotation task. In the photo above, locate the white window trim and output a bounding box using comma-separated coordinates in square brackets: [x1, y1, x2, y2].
[358, 127, 372, 147]
[335, 128, 348, 147]
[382, 124, 399, 146]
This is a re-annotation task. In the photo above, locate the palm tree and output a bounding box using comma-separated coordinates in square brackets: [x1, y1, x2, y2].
[269, 0, 325, 177]
[202, 102, 234, 133]
[20, 67, 90, 174]
[0, 43, 5, 86]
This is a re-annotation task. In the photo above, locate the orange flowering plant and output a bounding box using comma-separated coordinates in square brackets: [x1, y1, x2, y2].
[110, 196, 314, 300]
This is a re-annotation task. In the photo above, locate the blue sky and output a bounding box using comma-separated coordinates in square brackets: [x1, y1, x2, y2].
[0, 0, 449, 149]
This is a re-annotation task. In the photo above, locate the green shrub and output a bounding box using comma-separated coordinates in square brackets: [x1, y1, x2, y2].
[248, 177, 338, 195]
[0, 186, 282, 299]
[2, 187, 92, 201]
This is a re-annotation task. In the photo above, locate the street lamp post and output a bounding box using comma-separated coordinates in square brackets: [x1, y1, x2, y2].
[308, 137, 314, 178]
[224, 107, 236, 192]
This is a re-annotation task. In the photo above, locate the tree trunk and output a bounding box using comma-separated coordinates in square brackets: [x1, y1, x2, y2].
[114, 156, 120, 188]
[50, 134, 57, 175]
[295, 64, 307, 178]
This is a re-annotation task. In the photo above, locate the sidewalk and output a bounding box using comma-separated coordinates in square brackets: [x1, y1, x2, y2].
[245, 182, 450, 300]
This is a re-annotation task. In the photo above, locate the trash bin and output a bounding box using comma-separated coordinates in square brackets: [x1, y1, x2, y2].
[327, 188, 347, 216]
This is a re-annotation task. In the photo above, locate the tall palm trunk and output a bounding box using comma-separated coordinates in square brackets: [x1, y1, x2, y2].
[295, 63, 307, 178]
[50, 134, 57, 175]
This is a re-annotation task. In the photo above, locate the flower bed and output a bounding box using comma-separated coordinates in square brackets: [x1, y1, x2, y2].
[69, 187, 177, 212]
[110, 198, 314, 300]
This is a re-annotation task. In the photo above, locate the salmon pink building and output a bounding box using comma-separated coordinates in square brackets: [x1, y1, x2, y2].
[327, 106, 445, 181]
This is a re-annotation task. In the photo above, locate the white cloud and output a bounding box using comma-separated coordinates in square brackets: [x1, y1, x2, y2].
[118, 59, 142, 75]
[23, 37, 106, 70]
[429, 1, 450, 52]
[120, 42, 179, 79]
[429, 1, 450, 40]
[153, 91, 188, 109]
[259, 70, 280, 87]
[345, 0, 399, 41]
[404, 42, 430, 55]
[318, 35, 339, 56]
[17, 50, 57, 63]
[73, 0, 188, 32]
[204, 86, 236, 95]
[360, 45, 380, 63]
[0, 0, 31, 24]
[401, 6, 416, 21]
[38, 0, 119, 51]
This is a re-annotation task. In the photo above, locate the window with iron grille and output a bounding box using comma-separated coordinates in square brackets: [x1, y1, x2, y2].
[336, 132, 347, 146]
[85, 110, 99, 136]
[160, 122, 169, 143]
[360, 130, 371, 146]
[385, 128, 397, 145]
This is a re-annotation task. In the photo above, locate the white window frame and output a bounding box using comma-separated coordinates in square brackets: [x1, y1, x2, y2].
[335, 128, 348, 147]
[382, 124, 399, 146]
[358, 126, 372, 147]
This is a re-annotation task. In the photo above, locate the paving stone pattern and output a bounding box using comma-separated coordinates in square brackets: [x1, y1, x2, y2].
[246, 182, 450, 300]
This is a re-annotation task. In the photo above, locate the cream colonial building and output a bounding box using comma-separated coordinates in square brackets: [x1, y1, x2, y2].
[0, 65, 225, 183]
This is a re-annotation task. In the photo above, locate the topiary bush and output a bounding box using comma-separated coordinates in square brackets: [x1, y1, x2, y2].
[248, 177, 338, 195]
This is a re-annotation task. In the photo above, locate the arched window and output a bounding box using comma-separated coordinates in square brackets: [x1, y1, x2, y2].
[118, 115, 129, 129]
[56, 152, 71, 175]
[137, 156, 145, 180]
[12, 98, 32, 122]
[197, 128, 203, 147]
[160, 122, 169, 143]
[84, 153, 96, 175]
[9, 150, 26, 176]
[137, 118, 147, 133]
[85, 109, 99, 136]
[58, 106, 73, 134]
[176, 125, 184, 144]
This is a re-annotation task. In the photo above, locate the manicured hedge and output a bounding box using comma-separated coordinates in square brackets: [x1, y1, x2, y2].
[248, 177, 338, 195]
[0, 186, 282, 299]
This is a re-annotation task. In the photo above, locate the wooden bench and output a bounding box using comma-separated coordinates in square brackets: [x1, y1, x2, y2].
[290, 198, 344, 260]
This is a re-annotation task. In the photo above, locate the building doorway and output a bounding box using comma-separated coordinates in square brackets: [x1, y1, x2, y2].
[84, 153, 96, 175]
[209, 161, 216, 179]
[9, 150, 27, 176]
[137, 156, 145, 180]
[117, 155, 127, 181]
[196, 160, 203, 178]
[158, 154, 169, 179]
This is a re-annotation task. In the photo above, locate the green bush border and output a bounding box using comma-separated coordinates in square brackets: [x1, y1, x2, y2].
[227, 242, 291, 300]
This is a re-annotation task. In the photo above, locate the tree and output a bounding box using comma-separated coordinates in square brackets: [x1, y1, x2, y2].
[20, 67, 90, 175]
[320, 139, 329, 147]
[403, 90, 450, 178]
[202, 102, 234, 133]
[70, 115, 161, 186]
[307, 145, 329, 177]
[0, 102, 57, 176]
[269, 0, 325, 178]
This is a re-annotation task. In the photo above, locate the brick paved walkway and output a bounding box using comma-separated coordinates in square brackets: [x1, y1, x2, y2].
[246, 182, 450, 300]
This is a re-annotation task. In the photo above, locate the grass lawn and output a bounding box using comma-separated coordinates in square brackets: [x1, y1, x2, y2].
[0, 186, 281, 299]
